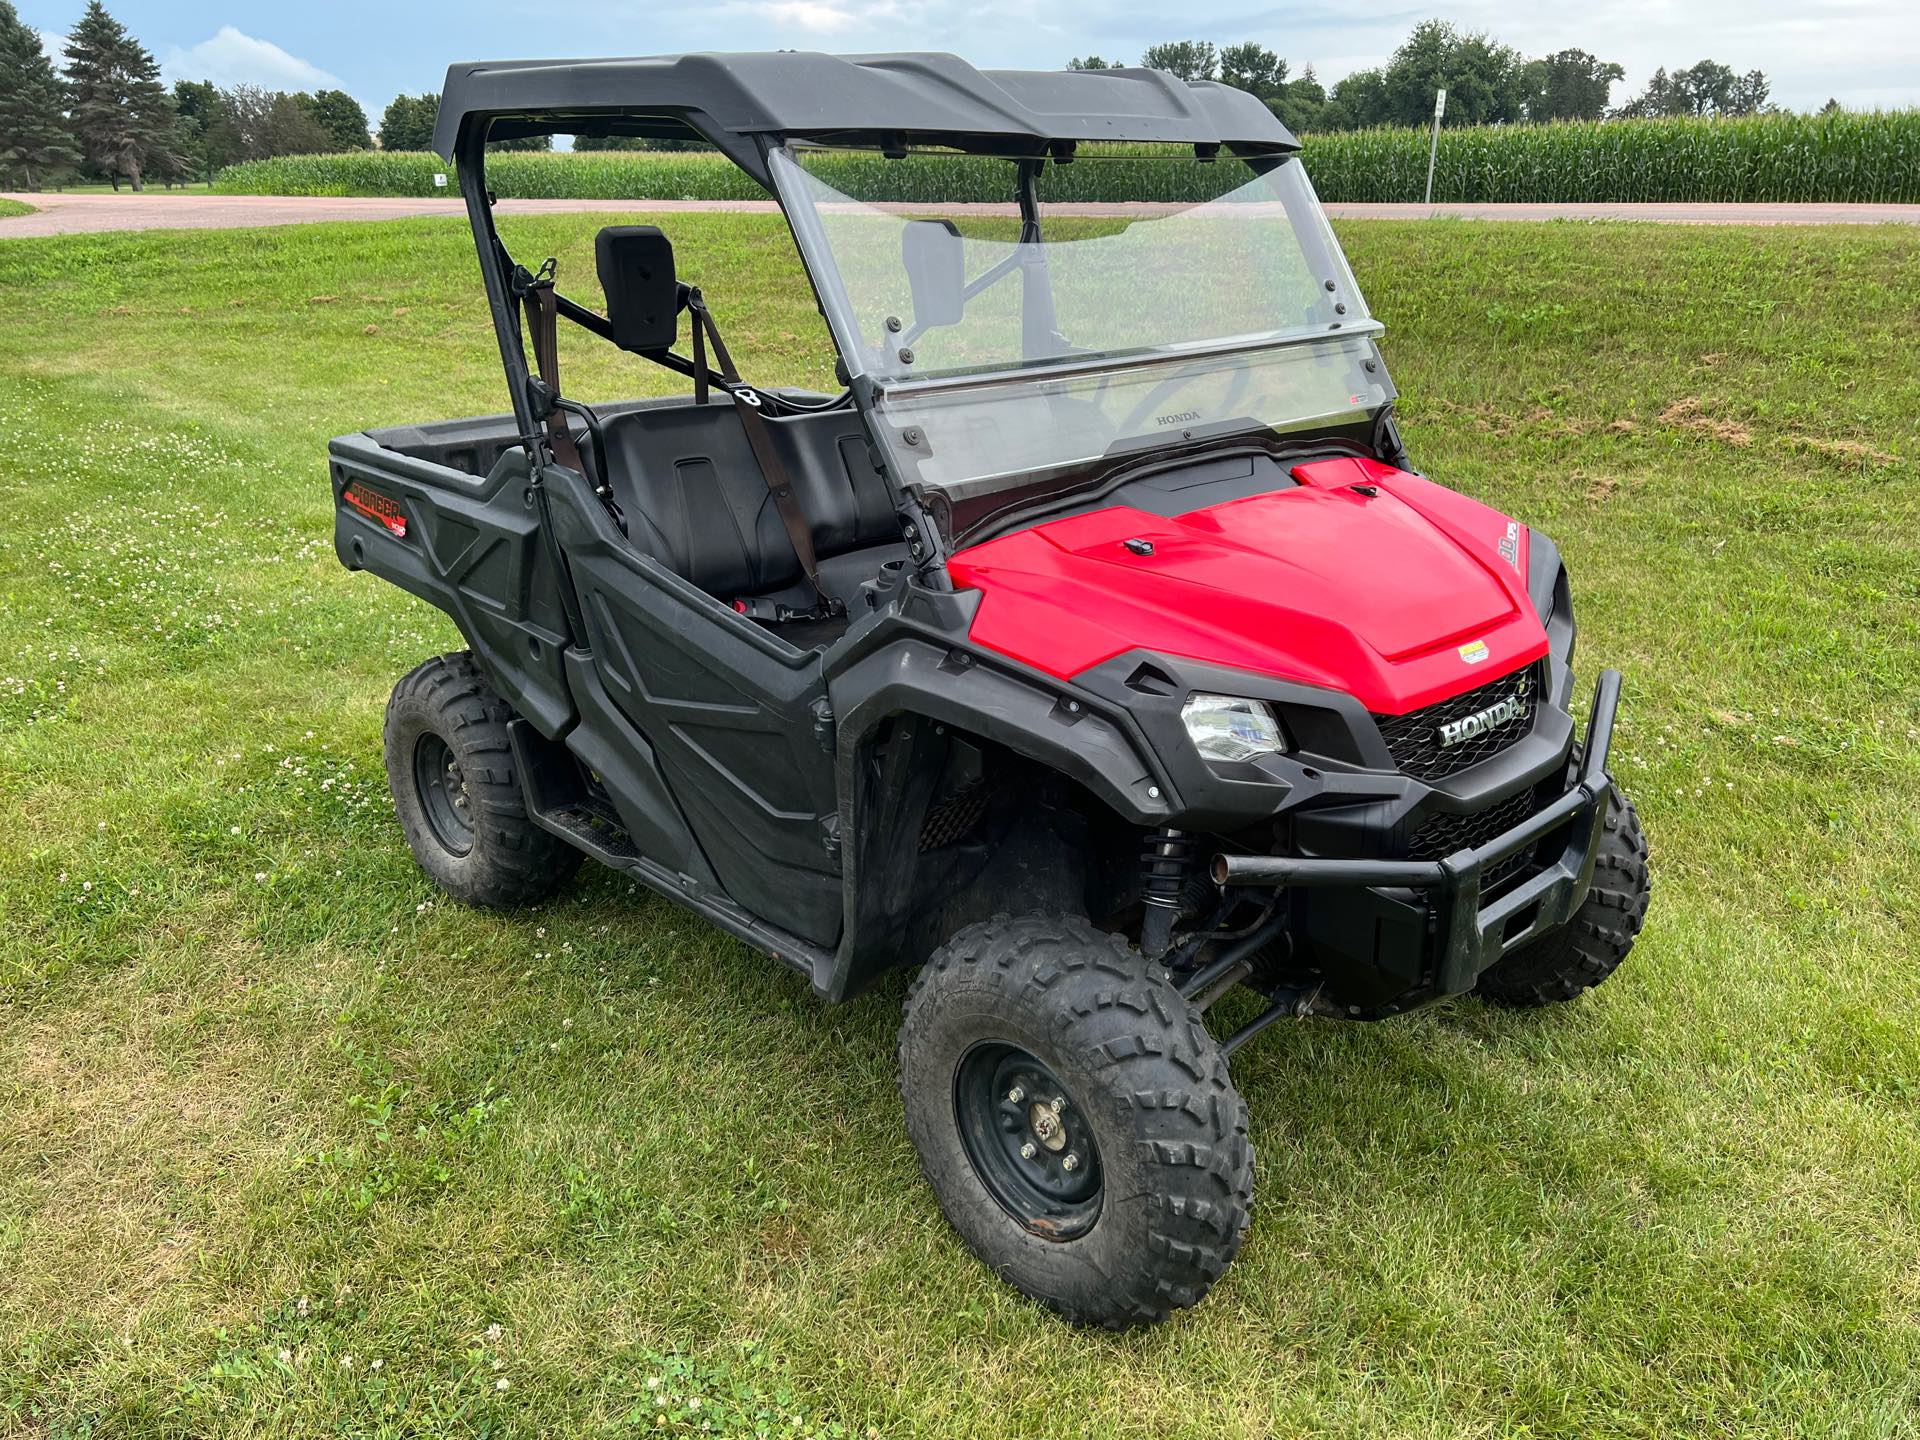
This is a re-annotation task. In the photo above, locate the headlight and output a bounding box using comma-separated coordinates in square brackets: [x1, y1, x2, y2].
[1181, 693, 1287, 762]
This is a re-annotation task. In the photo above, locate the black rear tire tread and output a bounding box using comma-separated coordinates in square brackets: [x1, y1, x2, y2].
[383, 652, 581, 908]
[1475, 788, 1650, 1007]
[899, 914, 1253, 1329]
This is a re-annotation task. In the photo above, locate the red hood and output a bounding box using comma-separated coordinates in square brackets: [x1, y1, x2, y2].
[944, 457, 1548, 716]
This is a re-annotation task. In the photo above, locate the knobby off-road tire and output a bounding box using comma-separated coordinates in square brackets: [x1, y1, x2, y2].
[899, 914, 1253, 1329]
[383, 652, 581, 908]
[1474, 787, 1650, 1007]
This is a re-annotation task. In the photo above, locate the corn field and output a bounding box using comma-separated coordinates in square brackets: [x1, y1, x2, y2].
[1305, 111, 1920, 203]
[213, 111, 1920, 205]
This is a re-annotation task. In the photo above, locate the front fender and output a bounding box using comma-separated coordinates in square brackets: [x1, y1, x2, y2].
[819, 616, 1176, 1001]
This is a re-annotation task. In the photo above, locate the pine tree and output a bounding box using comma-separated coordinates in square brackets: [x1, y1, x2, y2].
[0, 0, 81, 190]
[63, 0, 176, 191]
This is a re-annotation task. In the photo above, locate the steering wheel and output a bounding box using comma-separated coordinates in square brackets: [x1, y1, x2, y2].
[1114, 358, 1255, 436]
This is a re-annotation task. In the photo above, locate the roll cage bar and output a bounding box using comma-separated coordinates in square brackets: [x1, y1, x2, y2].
[442, 51, 1302, 456]
[459, 131, 803, 449]
[444, 55, 1316, 602]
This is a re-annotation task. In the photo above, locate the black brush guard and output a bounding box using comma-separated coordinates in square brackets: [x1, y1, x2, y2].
[1212, 668, 1620, 1008]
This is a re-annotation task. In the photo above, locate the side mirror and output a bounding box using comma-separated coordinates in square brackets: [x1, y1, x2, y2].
[901, 219, 965, 329]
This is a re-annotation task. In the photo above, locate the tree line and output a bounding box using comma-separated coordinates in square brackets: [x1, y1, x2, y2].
[372, 92, 550, 154]
[0, 3, 1808, 192]
[1069, 21, 1775, 132]
[0, 0, 554, 192]
[0, 0, 375, 189]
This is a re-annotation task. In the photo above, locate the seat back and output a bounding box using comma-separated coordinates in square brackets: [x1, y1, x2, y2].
[598, 401, 897, 599]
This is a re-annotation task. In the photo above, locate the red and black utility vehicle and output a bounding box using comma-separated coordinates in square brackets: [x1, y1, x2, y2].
[331, 52, 1651, 1328]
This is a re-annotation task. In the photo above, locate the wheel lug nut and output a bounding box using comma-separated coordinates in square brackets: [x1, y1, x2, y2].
[1050, 1096, 1066, 1115]
[1019, 1142, 1036, 1159]
[1007, 1086, 1024, 1104]
[1062, 1152, 1079, 1172]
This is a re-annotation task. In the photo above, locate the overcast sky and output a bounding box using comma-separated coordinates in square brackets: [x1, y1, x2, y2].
[25, 0, 1920, 120]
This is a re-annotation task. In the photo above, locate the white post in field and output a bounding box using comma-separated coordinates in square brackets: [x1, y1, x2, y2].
[1424, 88, 1446, 206]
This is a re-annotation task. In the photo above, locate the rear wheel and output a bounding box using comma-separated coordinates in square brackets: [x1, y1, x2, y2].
[898, 914, 1253, 1329]
[1475, 786, 1650, 1007]
[383, 652, 581, 908]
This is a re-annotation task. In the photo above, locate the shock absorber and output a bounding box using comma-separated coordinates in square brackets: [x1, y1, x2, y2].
[1139, 826, 1195, 960]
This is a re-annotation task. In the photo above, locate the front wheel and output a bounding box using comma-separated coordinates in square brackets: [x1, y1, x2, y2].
[898, 914, 1253, 1329]
[1475, 786, 1651, 1007]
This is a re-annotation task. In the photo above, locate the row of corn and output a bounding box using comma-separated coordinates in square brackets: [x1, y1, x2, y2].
[212, 110, 1920, 205]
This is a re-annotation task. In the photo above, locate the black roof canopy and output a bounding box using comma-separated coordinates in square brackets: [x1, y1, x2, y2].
[433, 51, 1299, 175]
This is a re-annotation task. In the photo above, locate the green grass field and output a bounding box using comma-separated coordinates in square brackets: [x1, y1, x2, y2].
[0, 198, 36, 218]
[1, 212, 1917, 1438]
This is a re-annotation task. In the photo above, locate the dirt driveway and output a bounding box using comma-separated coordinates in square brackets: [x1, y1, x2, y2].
[4, 191, 1918, 238]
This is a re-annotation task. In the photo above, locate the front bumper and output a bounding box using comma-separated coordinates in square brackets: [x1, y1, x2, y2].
[1214, 668, 1620, 998]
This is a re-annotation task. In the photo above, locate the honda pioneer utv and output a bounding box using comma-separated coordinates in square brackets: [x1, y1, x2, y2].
[330, 52, 1650, 1328]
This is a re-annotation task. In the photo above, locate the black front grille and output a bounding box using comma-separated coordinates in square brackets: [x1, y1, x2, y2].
[1409, 788, 1538, 887]
[1408, 788, 1532, 859]
[1374, 662, 1542, 781]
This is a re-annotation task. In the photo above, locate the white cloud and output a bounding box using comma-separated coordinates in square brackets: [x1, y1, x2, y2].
[736, 1, 866, 35]
[36, 27, 66, 66]
[160, 26, 341, 93]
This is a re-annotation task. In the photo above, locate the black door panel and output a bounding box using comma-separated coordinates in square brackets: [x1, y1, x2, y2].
[547, 473, 843, 945]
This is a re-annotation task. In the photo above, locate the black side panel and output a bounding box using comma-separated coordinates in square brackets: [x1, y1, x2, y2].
[511, 720, 837, 994]
[544, 469, 844, 945]
[330, 430, 575, 735]
[560, 651, 717, 887]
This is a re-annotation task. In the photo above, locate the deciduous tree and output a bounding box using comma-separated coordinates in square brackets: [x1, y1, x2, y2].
[302, 89, 371, 150]
[574, 134, 703, 152]
[1141, 41, 1218, 82]
[169, 78, 221, 180]
[205, 83, 272, 164]
[1615, 60, 1772, 118]
[1520, 49, 1625, 121]
[378, 92, 439, 152]
[1322, 67, 1389, 130]
[1268, 65, 1327, 134]
[1376, 20, 1529, 127]
[485, 133, 552, 152]
[262, 92, 330, 156]
[1218, 41, 1288, 101]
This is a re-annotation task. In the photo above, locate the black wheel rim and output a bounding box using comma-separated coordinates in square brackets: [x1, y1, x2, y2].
[413, 732, 474, 856]
[954, 1042, 1103, 1240]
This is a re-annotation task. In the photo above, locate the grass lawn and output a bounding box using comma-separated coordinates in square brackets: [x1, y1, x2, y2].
[0, 198, 36, 219]
[1, 212, 1916, 1438]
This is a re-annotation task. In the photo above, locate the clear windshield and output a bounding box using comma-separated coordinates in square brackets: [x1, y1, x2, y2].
[769, 148, 1392, 512]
